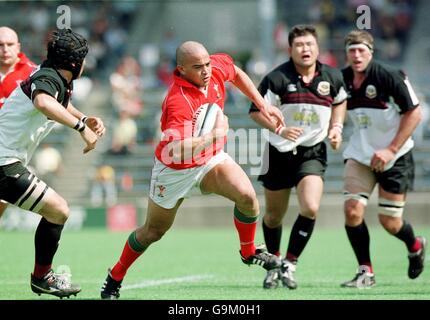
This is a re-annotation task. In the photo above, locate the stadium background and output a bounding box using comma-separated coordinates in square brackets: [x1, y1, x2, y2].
[0, 0, 429, 300]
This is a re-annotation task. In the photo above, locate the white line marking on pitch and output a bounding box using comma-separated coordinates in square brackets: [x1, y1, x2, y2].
[122, 274, 214, 291]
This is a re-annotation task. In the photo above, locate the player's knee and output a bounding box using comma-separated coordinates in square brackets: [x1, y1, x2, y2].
[302, 203, 319, 218]
[378, 214, 402, 235]
[53, 198, 70, 223]
[263, 213, 283, 228]
[145, 227, 167, 243]
[236, 190, 258, 213]
[344, 199, 364, 223]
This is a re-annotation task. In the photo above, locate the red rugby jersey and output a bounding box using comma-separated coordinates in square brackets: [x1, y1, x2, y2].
[155, 53, 236, 169]
[0, 52, 36, 108]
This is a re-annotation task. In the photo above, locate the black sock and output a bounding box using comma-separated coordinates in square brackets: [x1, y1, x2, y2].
[345, 221, 371, 265]
[286, 214, 315, 261]
[394, 220, 416, 251]
[262, 220, 282, 255]
[34, 218, 64, 267]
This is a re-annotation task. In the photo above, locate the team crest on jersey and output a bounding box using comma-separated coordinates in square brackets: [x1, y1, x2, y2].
[365, 85, 377, 99]
[317, 81, 330, 96]
[287, 84, 297, 92]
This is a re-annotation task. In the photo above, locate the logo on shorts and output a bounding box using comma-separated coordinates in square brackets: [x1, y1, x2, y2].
[365, 85, 377, 99]
[156, 185, 166, 197]
[317, 81, 330, 96]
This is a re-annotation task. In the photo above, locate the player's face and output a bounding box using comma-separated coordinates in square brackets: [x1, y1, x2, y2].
[347, 47, 372, 73]
[289, 34, 319, 69]
[178, 51, 212, 88]
[0, 32, 20, 68]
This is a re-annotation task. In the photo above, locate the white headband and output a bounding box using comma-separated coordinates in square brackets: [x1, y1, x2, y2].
[345, 43, 373, 53]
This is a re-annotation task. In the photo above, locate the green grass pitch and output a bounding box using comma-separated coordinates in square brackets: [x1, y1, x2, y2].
[0, 227, 429, 300]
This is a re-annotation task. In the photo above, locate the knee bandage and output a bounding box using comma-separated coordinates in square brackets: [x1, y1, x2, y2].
[343, 191, 370, 206]
[378, 199, 405, 217]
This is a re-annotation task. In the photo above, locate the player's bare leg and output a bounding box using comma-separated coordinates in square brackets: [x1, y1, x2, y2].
[201, 158, 281, 271]
[101, 198, 181, 299]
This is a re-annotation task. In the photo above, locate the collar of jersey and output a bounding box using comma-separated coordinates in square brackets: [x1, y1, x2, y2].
[288, 59, 322, 82]
[173, 69, 201, 89]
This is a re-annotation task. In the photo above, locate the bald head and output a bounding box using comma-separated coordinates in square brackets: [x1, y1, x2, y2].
[176, 41, 208, 66]
[0, 26, 19, 43]
[0, 26, 21, 72]
[175, 41, 212, 88]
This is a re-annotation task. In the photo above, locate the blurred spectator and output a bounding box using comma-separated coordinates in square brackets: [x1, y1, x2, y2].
[160, 30, 179, 68]
[110, 55, 144, 117]
[108, 110, 138, 155]
[156, 57, 174, 88]
[91, 165, 117, 207]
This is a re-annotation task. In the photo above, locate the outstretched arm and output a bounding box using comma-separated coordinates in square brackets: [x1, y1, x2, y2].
[67, 102, 106, 137]
[231, 65, 284, 127]
[33, 93, 98, 154]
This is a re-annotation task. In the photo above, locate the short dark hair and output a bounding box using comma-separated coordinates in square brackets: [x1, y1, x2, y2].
[288, 24, 318, 47]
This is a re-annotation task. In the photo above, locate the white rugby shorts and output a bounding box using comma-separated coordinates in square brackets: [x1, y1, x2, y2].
[149, 151, 231, 209]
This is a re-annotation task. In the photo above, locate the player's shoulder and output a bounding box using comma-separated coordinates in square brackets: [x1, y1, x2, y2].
[319, 62, 343, 80]
[265, 60, 294, 83]
[31, 67, 62, 82]
[369, 60, 405, 81]
[210, 53, 234, 68]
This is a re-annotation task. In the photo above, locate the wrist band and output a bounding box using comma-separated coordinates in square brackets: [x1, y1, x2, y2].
[74, 119, 86, 132]
[275, 125, 285, 136]
[332, 122, 343, 133]
[81, 116, 88, 124]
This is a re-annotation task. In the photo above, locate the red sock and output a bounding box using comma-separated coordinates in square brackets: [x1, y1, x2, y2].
[362, 262, 373, 273]
[410, 238, 422, 253]
[286, 253, 297, 262]
[33, 264, 52, 279]
[110, 231, 147, 281]
[234, 207, 257, 258]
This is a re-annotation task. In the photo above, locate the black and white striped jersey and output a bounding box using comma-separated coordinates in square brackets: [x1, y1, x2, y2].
[0, 66, 72, 166]
[250, 59, 347, 152]
[342, 61, 419, 170]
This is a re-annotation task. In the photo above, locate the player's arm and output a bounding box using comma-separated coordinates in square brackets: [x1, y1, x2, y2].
[389, 105, 422, 153]
[372, 105, 422, 172]
[33, 92, 98, 154]
[168, 110, 228, 162]
[67, 102, 106, 137]
[327, 100, 347, 150]
[371, 70, 422, 171]
[231, 65, 284, 127]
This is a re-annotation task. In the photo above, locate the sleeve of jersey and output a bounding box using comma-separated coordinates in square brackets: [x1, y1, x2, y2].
[331, 69, 348, 105]
[30, 75, 60, 101]
[249, 74, 281, 113]
[386, 69, 420, 113]
[160, 99, 193, 143]
[211, 54, 236, 81]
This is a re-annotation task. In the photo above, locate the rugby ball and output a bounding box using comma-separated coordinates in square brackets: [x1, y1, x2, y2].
[193, 103, 222, 137]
